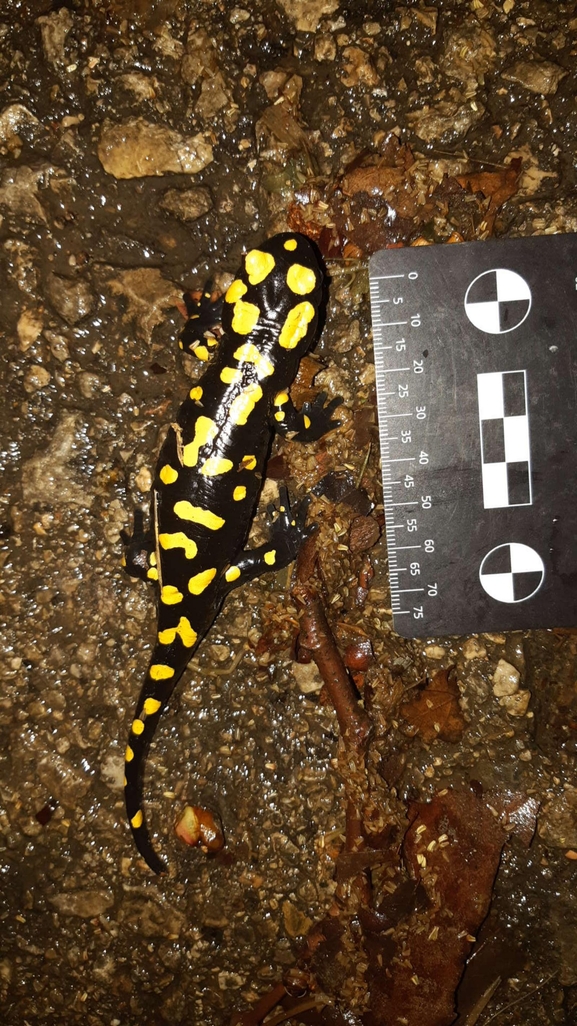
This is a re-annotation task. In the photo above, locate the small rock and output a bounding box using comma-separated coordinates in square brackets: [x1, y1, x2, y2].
[98, 118, 213, 179]
[292, 661, 323, 694]
[23, 364, 51, 393]
[0, 103, 40, 145]
[37, 8, 74, 65]
[21, 413, 92, 508]
[500, 690, 531, 717]
[76, 372, 102, 399]
[539, 788, 577, 848]
[424, 645, 446, 659]
[0, 166, 47, 223]
[407, 101, 485, 143]
[276, 0, 339, 32]
[492, 658, 520, 697]
[45, 273, 95, 324]
[462, 637, 487, 660]
[49, 890, 114, 918]
[502, 60, 567, 96]
[159, 186, 213, 222]
[17, 308, 43, 350]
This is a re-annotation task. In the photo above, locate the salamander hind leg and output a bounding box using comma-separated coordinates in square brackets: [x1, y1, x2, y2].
[222, 486, 314, 594]
[120, 508, 157, 583]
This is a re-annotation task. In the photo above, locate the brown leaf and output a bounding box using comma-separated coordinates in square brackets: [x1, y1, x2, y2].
[400, 668, 465, 743]
[366, 789, 506, 1026]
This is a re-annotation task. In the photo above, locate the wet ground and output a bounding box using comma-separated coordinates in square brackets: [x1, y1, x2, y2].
[1, 1, 577, 1024]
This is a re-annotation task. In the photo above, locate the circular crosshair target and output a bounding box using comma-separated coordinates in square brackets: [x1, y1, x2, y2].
[479, 542, 545, 604]
[464, 268, 531, 334]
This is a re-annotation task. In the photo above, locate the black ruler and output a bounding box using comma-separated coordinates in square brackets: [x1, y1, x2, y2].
[368, 234, 577, 638]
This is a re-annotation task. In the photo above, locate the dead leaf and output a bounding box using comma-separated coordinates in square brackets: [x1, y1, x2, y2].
[400, 668, 466, 743]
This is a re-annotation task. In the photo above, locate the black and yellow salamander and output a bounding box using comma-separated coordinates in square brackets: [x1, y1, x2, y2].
[121, 232, 342, 873]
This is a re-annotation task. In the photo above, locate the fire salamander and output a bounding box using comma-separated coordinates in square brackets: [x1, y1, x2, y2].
[121, 232, 342, 873]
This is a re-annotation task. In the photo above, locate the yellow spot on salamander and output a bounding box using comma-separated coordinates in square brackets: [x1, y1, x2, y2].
[245, 248, 275, 284]
[182, 416, 218, 468]
[147, 567, 158, 581]
[231, 300, 260, 335]
[274, 391, 289, 406]
[120, 554, 126, 567]
[284, 238, 298, 251]
[143, 697, 162, 716]
[150, 664, 175, 681]
[225, 565, 241, 583]
[150, 553, 157, 566]
[241, 454, 257, 470]
[233, 342, 274, 379]
[303, 414, 311, 430]
[225, 278, 247, 303]
[274, 411, 285, 422]
[233, 485, 246, 501]
[160, 464, 179, 485]
[188, 567, 217, 595]
[132, 719, 145, 735]
[160, 584, 184, 605]
[220, 366, 242, 385]
[200, 456, 233, 477]
[194, 345, 209, 361]
[159, 532, 198, 560]
[229, 383, 263, 426]
[189, 385, 203, 402]
[125, 745, 134, 762]
[264, 550, 276, 566]
[287, 263, 317, 295]
[131, 810, 144, 829]
[278, 301, 315, 349]
[173, 502, 225, 530]
[158, 616, 198, 648]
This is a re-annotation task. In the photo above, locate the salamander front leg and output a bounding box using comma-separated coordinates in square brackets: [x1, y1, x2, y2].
[272, 390, 343, 442]
[179, 281, 223, 362]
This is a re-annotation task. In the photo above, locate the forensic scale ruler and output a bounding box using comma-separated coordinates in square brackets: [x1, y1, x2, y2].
[368, 233, 577, 638]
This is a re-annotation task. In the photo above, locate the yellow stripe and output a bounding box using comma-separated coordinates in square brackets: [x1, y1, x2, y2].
[159, 464, 178, 485]
[278, 301, 315, 349]
[158, 616, 198, 648]
[232, 342, 274, 379]
[225, 278, 247, 303]
[220, 366, 242, 385]
[200, 456, 233, 477]
[231, 300, 260, 335]
[150, 664, 175, 681]
[160, 584, 183, 605]
[228, 383, 263, 426]
[245, 248, 275, 284]
[287, 263, 317, 295]
[159, 532, 198, 560]
[173, 502, 225, 530]
[182, 416, 218, 468]
[188, 567, 217, 595]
